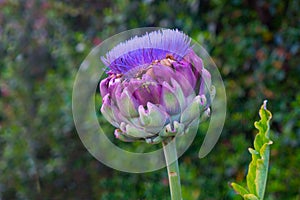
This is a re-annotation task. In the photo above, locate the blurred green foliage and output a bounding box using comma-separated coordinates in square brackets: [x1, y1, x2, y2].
[1, 0, 299, 199]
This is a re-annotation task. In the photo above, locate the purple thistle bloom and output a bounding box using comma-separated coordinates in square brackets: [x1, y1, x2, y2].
[100, 29, 212, 143]
[101, 29, 191, 74]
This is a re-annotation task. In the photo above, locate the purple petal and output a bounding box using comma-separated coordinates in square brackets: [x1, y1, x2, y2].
[116, 88, 139, 118]
[184, 49, 204, 75]
[99, 75, 121, 97]
[199, 68, 212, 96]
[125, 78, 161, 107]
[154, 64, 195, 97]
[101, 94, 119, 127]
[172, 60, 197, 91]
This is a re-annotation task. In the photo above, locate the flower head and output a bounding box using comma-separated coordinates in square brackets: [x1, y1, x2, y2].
[100, 29, 212, 143]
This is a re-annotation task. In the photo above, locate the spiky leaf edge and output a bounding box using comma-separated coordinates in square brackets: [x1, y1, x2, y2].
[231, 100, 272, 200]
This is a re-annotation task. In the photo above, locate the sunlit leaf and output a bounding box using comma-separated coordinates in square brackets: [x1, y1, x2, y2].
[232, 100, 272, 200]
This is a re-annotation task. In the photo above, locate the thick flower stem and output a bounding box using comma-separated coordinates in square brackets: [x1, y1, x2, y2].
[163, 138, 182, 200]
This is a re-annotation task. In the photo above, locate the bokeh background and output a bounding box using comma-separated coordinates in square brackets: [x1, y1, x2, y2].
[1, 0, 299, 199]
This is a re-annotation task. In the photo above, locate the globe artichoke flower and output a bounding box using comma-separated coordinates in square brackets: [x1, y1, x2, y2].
[100, 29, 212, 144]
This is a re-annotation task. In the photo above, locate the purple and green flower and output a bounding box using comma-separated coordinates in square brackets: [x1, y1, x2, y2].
[99, 29, 213, 200]
[100, 29, 212, 144]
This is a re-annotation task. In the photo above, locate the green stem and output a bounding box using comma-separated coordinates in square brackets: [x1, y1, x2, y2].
[163, 138, 182, 200]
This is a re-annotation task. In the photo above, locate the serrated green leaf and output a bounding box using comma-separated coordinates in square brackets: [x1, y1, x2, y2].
[248, 148, 259, 155]
[252, 101, 272, 199]
[247, 151, 258, 195]
[231, 183, 249, 196]
[231, 100, 272, 200]
[255, 141, 273, 199]
[243, 194, 259, 200]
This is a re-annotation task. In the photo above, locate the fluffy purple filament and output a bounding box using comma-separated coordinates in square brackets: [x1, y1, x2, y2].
[101, 29, 191, 74]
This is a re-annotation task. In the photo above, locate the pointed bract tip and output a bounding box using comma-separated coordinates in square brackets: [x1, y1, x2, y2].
[263, 100, 268, 110]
